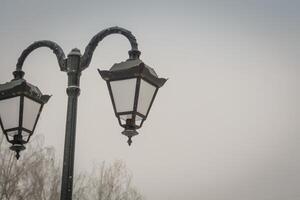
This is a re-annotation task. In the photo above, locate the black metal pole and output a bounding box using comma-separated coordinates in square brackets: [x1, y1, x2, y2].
[60, 48, 81, 200]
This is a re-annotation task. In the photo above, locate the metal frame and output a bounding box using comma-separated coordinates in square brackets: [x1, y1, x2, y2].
[0, 26, 166, 200]
[108, 77, 146, 129]
[98, 59, 166, 145]
[107, 78, 158, 128]
[0, 82, 48, 158]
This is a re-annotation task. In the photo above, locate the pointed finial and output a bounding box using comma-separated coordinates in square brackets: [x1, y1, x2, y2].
[68, 48, 82, 56]
[15, 150, 20, 160]
[127, 136, 132, 146]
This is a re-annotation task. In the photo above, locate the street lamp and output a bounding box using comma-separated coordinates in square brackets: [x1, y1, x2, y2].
[0, 78, 50, 159]
[0, 27, 166, 200]
[99, 59, 166, 145]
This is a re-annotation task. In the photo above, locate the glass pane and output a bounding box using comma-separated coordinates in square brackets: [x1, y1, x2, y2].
[119, 114, 143, 126]
[23, 97, 42, 131]
[119, 114, 132, 125]
[22, 131, 30, 141]
[110, 78, 137, 113]
[120, 114, 133, 120]
[0, 97, 20, 129]
[137, 80, 156, 116]
[136, 115, 143, 121]
[135, 118, 143, 127]
[7, 130, 18, 141]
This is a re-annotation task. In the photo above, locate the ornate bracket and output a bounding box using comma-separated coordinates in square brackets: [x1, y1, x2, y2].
[16, 40, 67, 72]
[15, 27, 140, 74]
[80, 26, 141, 70]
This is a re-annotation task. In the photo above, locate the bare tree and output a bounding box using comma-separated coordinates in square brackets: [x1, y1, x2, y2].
[87, 161, 144, 200]
[0, 135, 144, 200]
[0, 135, 61, 200]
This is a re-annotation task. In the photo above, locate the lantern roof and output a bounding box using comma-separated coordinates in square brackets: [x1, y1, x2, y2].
[98, 59, 167, 88]
[110, 59, 157, 76]
[0, 78, 50, 103]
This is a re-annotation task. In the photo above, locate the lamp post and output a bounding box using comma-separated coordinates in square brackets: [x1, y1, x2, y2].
[0, 27, 166, 200]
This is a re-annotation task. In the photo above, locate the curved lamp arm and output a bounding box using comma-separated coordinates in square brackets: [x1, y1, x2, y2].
[16, 40, 67, 74]
[14, 27, 140, 75]
[80, 26, 141, 70]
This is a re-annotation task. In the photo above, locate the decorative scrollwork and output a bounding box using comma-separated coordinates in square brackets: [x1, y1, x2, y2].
[16, 40, 67, 72]
[80, 26, 140, 70]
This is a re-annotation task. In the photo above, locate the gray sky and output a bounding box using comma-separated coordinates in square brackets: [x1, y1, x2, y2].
[1, 0, 300, 199]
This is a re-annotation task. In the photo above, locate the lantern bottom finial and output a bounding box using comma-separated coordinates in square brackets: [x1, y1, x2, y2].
[122, 129, 139, 146]
[10, 144, 25, 160]
[127, 137, 132, 146]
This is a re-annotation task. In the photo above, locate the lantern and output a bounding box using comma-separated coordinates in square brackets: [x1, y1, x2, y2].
[0, 78, 50, 159]
[98, 59, 166, 145]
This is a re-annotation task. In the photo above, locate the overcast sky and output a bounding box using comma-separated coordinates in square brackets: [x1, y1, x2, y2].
[1, 0, 300, 199]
